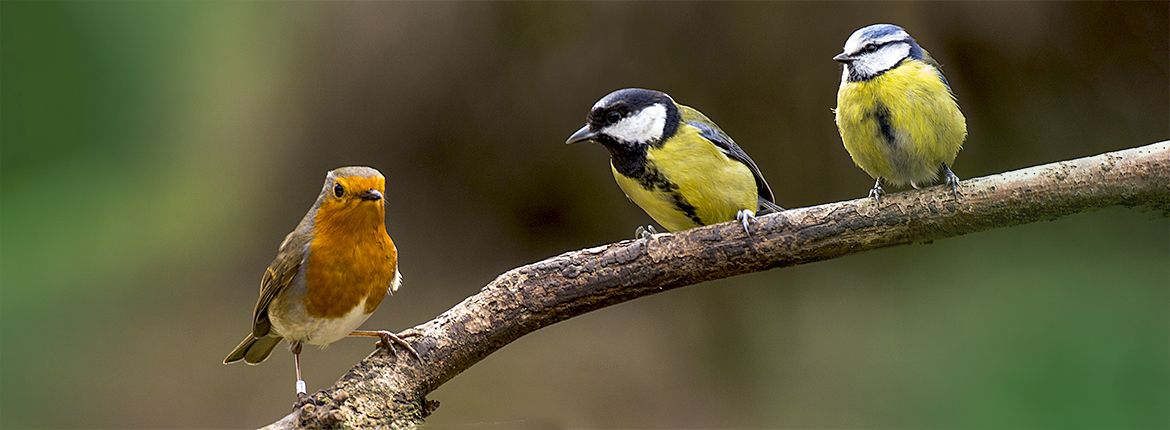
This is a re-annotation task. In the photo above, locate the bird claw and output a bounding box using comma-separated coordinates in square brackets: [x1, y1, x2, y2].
[293, 390, 311, 410]
[735, 209, 756, 235]
[943, 165, 961, 197]
[868, 181, 885, 204]
[634, 225, 659, 240]
[373, 330, 423, 363]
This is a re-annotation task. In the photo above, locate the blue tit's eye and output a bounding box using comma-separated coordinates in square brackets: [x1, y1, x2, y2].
[861, 44, 878, 54]
[606, 111, 621, 124]
[334, 183, 345, 198]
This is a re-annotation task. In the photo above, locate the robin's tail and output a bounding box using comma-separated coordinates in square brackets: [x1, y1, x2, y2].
[223, 334, 282, 365]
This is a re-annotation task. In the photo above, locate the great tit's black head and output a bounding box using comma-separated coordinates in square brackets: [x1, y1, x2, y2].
[566, 88, 680, 148]
[834, 23, 926, 82]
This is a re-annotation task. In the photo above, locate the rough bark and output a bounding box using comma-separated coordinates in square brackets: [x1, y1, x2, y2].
[264, 141, 1169, 429]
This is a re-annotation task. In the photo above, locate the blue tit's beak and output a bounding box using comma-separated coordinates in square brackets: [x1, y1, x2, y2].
[565, 125, 597, 145]
[833, 52, 853, 63]
[359, 189, 383, 201]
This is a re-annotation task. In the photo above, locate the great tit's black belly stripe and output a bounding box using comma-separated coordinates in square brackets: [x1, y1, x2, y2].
[619, 161, 702, 227]
[638, 165, 703, 226]
[607, 143, 703, 227]
[870, 102, 896, 147]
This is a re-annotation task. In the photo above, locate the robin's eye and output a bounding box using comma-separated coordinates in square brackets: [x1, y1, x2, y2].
[333, 183, 345, 198]
[606, 111, 621, 124]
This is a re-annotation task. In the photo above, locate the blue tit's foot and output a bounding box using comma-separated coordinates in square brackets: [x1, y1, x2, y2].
[943, 164, 961, 197]
[868, 178, 885, 204]
[634, 224, 658, 240]
[735, 209, 757, 235]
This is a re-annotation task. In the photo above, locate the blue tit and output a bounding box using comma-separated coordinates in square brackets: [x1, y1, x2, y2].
[566, 88, 783, 235]
[833, 23, 967, 201]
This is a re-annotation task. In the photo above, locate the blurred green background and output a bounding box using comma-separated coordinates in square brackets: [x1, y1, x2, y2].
[2, 1, 1167, 428]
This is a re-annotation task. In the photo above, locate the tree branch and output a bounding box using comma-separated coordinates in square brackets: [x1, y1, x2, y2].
[265, 141, 1168, 429]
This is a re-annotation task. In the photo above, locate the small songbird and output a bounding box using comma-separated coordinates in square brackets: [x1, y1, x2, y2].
[566, 88, 782, 235]
[833, 24, 967, 201]
[223, 166, 420, 397]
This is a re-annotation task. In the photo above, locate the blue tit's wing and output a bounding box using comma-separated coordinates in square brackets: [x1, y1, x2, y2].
[679, 104, 779, 210]
[919, 48, 954, 95]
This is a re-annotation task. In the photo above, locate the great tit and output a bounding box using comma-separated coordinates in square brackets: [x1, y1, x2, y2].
[834, 24, 967, 202]
[567, 88, 782, 235]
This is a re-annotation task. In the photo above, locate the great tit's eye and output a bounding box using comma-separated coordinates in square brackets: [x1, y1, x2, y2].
[333, 183, 345, 198]
[606, 111, 622, 124]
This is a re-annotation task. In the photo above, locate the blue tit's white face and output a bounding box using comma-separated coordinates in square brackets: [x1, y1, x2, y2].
[836, 24, 916, 82]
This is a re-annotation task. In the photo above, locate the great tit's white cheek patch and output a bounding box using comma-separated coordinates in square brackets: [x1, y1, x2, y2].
[602, 103, 667, 144]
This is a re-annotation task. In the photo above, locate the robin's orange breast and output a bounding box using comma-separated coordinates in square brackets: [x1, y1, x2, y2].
[303, 202, 397, 319]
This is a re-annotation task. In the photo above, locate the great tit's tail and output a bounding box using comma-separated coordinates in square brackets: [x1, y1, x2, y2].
[758, 198, 784, 215]
[223, 334, 282, 365]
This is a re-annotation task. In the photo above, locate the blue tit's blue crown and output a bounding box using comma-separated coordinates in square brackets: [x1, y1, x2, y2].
[840, 23, 929, 82]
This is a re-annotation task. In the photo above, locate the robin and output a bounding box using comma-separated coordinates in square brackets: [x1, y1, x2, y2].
[223, 166, 421, 397]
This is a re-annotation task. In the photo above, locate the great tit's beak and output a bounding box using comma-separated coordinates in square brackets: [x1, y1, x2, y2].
[359, 189, 383, 201]
[565, 125, 597, 145]
[833, 53, 853, 63]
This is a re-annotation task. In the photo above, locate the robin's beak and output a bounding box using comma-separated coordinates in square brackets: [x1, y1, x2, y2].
[833, 52, 854, 63]
[359, 189, 383, 201]
[565, 125, 598, 145]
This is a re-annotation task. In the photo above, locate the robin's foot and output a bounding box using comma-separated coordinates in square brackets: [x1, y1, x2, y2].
[378, 331, 423, 362]
[868, 179, 885, 204]
[634, 224, 658, 240]
[943, 164, 961, 197]
[735, 209, 756, 235]
[351, 330, 422, 362]
[293, 386, 311, 409]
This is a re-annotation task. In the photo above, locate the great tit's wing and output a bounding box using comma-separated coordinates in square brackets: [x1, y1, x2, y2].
[679, 104, 779, 207]
[251, 231, 309, 338]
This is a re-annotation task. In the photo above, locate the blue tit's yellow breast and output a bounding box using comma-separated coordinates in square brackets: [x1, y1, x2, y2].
[835, 59, 967, 186]
[611, 124, 758, 232]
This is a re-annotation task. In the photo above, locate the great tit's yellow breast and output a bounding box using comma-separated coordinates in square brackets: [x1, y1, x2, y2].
[612, 125, 757, 232]
[836, 59, 967, 185]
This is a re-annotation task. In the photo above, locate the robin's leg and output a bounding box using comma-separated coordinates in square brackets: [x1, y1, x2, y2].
[292, 342, 309, 406]
[942, 164, 961, 197]
[869, 178, 885, 204]
[350, 330, 422, 362]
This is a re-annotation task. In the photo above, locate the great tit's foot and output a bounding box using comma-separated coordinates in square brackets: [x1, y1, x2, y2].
[735, 209, 757, 235]
[351, 330, 423, 362]
[634, 224, 658, 240]
[868, 180, 885, 204]
[943, 165, 961, 197]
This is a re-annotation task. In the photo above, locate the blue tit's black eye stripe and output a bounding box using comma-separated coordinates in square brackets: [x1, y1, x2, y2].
[856, 39, 905, 55]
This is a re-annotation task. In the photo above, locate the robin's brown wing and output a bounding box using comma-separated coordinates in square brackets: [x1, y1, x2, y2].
[251, 231, 310, 338]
